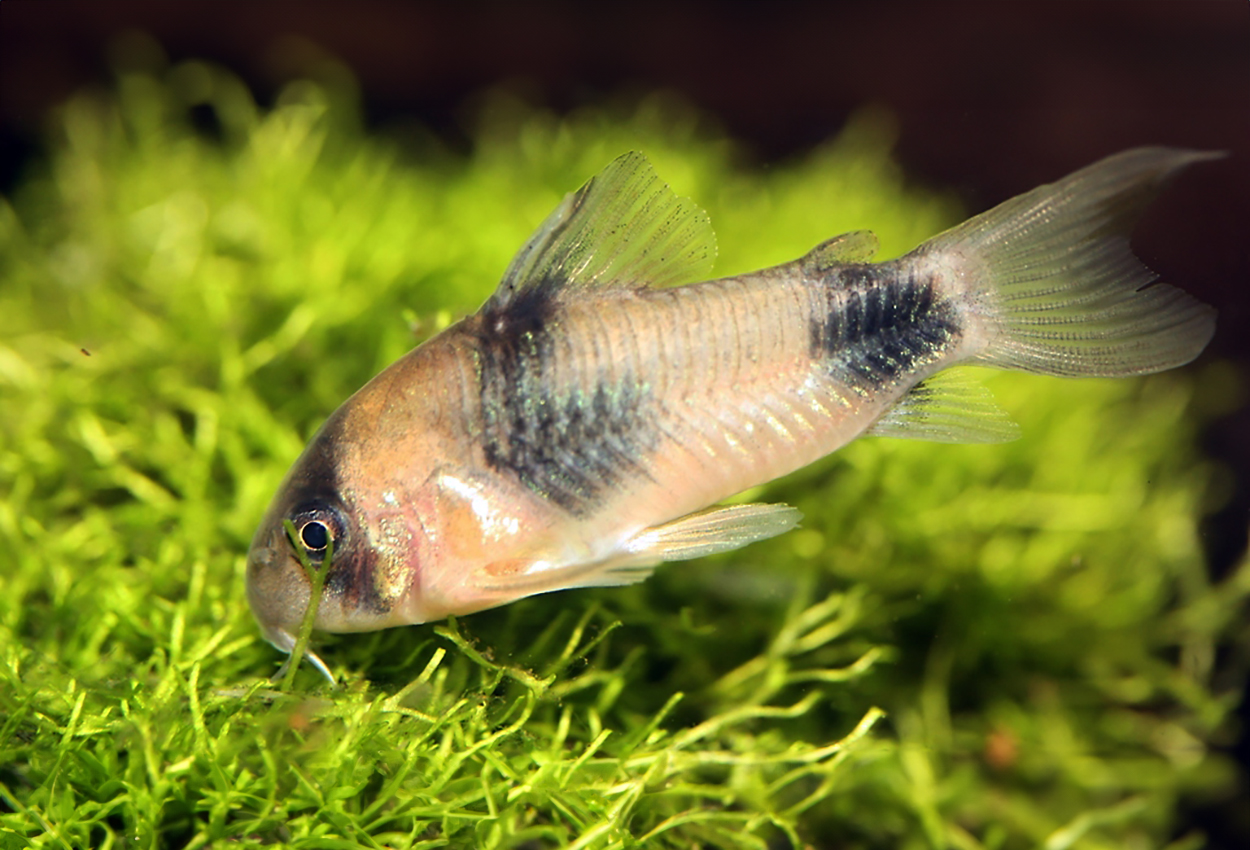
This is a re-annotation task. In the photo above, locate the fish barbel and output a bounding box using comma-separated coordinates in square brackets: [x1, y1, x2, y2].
[247, 148, 1218, 676]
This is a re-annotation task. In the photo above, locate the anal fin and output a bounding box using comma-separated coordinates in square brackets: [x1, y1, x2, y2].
[868, 367, 1020, 443]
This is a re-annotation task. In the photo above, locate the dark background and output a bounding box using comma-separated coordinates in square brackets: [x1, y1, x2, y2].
[2, 0, 1247, 844]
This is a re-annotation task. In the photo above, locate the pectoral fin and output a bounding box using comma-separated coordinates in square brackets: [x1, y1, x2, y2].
[616, 502, 803, 567]
[476, 503, 802, 596]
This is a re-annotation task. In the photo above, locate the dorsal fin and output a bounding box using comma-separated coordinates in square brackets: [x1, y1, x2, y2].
[486, 152, 717, 311]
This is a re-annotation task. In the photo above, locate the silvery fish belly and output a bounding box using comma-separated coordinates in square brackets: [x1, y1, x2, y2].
[247, 147, 1218, 671]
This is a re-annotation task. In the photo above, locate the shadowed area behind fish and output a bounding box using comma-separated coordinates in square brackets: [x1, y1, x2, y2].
[246, 147, 1218, 679]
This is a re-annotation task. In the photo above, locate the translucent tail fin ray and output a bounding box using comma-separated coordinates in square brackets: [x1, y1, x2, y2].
[925, 147, 1219, 377]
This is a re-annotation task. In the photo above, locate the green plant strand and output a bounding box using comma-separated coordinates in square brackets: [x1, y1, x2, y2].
[279, 518, 334, 689]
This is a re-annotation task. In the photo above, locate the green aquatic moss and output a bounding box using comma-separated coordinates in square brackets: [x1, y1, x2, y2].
[1, 57, 1247, 850]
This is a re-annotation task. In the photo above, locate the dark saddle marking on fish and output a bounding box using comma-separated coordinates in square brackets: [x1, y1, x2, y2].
[475, 282, 655, 516]
[809, 264, 960, 389]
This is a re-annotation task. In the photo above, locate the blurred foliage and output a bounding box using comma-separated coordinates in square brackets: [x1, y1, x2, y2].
[0, 42, 1247, 850]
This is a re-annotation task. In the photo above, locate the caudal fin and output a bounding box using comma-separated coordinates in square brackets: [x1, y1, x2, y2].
[926, 147, 1219, 377]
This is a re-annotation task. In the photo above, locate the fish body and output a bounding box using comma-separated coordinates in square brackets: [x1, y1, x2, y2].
[247, 148, 1218, 667]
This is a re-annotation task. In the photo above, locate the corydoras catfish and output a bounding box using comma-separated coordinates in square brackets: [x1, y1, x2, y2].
[247, 148, 1218, 677]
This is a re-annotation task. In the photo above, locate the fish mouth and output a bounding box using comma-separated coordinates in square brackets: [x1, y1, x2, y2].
[245, 524, 309, 652]
[245, 523, 341, 683]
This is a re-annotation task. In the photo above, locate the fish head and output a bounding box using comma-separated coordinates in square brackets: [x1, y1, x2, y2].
[246, 407, 423, 653]
[246, 333, 587, 654]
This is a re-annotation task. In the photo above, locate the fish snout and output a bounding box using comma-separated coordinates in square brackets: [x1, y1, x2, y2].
[245, 523, 312, 653]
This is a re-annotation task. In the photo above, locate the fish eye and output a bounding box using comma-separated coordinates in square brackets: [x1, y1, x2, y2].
[287, 501, 346, 563]
[300, 520, 330, 551]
